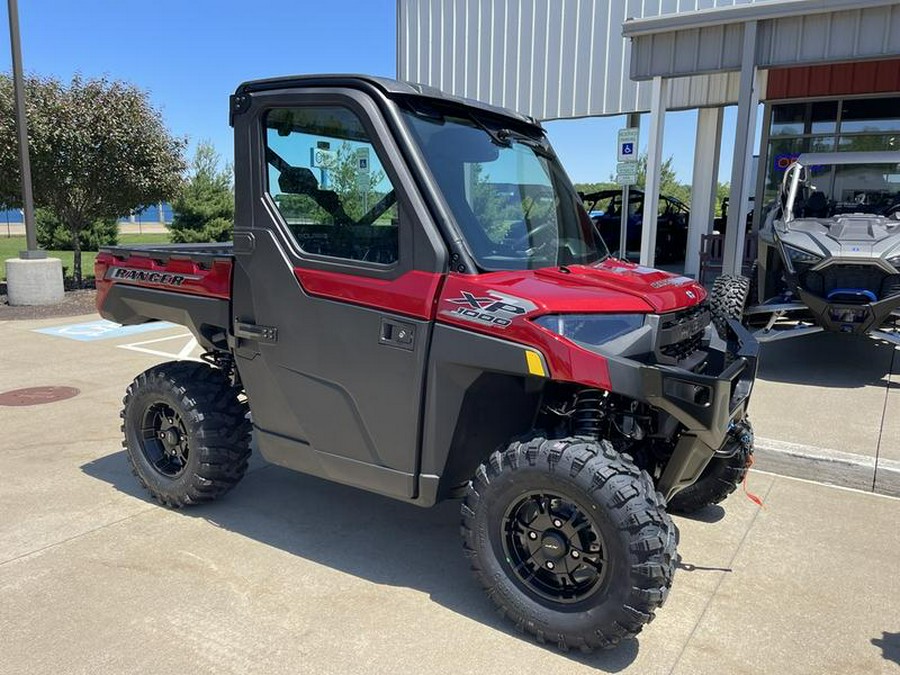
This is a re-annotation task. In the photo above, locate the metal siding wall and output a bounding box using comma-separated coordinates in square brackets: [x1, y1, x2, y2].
[397, 0, 763, 119]
[757, 4, 900, 67]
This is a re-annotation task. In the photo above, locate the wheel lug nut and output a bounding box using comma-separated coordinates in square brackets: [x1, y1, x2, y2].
[528, 532, 537, 540]
[553, 519, 562, 528]
[572, 550, 580, 559]
[546, 561, 555, 570]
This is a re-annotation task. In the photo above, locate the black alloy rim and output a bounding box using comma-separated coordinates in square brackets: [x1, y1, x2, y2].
[139, 402, 190, 478]
[501, 491, 608, 604]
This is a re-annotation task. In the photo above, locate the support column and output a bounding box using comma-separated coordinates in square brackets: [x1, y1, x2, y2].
[684, 107, 724, 279]
[723, 20, 758, 276]
[640, 76, 667, 268]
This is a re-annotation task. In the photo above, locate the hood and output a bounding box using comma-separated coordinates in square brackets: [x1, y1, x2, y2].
[534, 261, 706, 313]
[782, 214, 900, 259]
[442, 259, 706, 316]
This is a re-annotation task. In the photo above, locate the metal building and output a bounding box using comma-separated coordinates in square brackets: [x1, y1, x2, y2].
[397, 0, 900, 277]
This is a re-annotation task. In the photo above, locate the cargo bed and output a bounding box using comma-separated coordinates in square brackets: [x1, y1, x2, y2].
[94, 243, 235, 351]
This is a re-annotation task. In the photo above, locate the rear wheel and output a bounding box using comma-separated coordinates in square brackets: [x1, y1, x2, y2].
[710, 274, 750, 339]
[668, 420, 754, 515]
[121, 361, 251, 508]
[461, 436, 676, 652]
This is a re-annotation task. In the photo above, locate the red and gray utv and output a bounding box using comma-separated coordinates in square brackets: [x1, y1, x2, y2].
[96, 75, 757, 651]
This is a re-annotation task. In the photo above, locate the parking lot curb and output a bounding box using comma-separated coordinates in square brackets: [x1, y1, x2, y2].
[754, 436, 900, 498]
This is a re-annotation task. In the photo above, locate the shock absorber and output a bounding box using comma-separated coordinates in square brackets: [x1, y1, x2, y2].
[572, 388, 606, 439]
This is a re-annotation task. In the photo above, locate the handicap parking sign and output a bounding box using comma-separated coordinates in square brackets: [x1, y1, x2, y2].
[617, 128, 640, 162]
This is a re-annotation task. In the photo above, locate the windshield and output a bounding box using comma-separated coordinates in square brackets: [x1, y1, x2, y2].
[785, 161, 900, 220]
[400, 103, 607, 270]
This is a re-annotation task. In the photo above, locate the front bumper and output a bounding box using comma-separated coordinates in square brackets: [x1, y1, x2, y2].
[606, 319, 759, 499]
[796, 287, 900, 335]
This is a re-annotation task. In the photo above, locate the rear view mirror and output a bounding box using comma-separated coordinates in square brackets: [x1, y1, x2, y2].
[428, 127, 500, 163]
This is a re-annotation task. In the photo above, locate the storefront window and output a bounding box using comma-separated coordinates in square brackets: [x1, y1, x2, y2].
[771, 103, 806, 136]
[840, 98, 900, 134]
[837, 134, 899, 152]
[762, 97, 900, 214]
[810, 101, 838, 134]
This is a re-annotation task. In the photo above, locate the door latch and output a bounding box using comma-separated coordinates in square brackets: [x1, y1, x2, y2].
[379, 318, 415, 350]
[234, 320, 278, 344]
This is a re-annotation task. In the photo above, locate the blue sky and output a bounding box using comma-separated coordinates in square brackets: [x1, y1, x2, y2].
[1, 0, 745, 186]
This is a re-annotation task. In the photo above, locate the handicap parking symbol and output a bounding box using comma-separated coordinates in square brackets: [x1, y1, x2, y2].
[621, 142, 634, 156]
[35, 319, 175, 342]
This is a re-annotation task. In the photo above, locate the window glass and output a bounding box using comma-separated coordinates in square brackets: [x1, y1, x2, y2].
[771, 103, 806, 136]
[837, 134, 899, 153]
[264, 106, 399, 265]
[810, 101, 838, 134]
[402, 105, 606, 270]
[840, 98, 900, 134]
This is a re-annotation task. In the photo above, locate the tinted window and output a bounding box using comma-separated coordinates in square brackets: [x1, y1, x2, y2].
[401, 105, 607, 271]
[841, 98, 900, 134]
[264, 106, 399, 265]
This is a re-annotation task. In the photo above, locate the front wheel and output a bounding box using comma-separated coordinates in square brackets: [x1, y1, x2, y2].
[121, 361, 252, 508]
[461, 437, 676, 652]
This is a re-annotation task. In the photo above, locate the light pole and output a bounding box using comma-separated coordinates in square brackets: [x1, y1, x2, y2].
[4, 0, 62, 306]
[6, 0, 41, 258]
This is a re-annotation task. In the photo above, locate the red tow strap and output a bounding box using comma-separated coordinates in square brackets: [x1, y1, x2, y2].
[743, 454, 765, 508]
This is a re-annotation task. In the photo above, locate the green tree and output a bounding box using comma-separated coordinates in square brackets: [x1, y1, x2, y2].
[169, 142, 234, 243]
[0, 75, 186, 284]
[323, 142, 388, 221]
[633, 155, 692, 206]
[36, 207, 118, 250]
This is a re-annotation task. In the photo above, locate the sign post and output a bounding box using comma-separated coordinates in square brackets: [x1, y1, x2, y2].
[616, 128, 640, 259]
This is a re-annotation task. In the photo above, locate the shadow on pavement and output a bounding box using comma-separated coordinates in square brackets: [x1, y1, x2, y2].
[758, 331, 898, 388]
[871, 631, 900, 666]
[675, 504, 726, 524]
[82, 450, 641, 671]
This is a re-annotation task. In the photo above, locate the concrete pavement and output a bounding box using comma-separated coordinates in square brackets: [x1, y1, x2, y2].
[750, 331, 900, 496]
[1, 313, 899, 674]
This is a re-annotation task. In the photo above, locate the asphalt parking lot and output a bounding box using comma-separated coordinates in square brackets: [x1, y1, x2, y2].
[1, 313, 899, 674]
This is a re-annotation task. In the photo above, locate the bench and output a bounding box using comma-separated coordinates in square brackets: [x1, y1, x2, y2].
[699, 233, 757, 285]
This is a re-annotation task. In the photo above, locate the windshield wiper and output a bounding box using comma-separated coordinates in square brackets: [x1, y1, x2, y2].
[496, 128, 552, 157]
[466, 113, 553, 156]
[466, 113, 511, 148]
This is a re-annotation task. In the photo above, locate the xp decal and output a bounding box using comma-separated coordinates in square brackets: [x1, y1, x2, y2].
[443, 290, 537, 329]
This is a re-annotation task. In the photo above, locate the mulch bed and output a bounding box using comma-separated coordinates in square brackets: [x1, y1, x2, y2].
[0, 281, 99, 321]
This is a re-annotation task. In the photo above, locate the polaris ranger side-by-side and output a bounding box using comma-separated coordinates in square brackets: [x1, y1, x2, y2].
[96, 75, 758, 651]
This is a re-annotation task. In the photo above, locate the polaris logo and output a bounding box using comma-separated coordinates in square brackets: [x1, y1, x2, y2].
[107, 266, 200, 287]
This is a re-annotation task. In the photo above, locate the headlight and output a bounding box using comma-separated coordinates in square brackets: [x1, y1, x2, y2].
[782, 243, 823, 268]
[887, 253, 900, 270]
[533, 314, 645, 347]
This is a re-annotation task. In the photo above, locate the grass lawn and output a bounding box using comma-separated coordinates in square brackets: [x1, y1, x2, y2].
[0, 232, 170, 282]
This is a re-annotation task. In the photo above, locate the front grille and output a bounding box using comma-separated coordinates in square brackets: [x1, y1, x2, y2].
[659, 332, 704, 361]
[659, 302, 707, 329]
[801, 263, 900, 301]
[656, 303, 709, 367]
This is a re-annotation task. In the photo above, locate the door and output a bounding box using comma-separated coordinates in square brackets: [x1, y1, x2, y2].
[231, 89, 446, 499]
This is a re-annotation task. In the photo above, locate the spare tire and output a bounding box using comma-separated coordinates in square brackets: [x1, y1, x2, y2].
[709, 274, 750, 339]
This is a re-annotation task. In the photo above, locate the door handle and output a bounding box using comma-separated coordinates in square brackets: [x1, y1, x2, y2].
[379, 318, 415, 350]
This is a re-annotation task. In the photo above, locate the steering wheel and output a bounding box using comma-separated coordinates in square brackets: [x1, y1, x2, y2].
[508, 220, 556, 252]
[881, 201, 900, 220]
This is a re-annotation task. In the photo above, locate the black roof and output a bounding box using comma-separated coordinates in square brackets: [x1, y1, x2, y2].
[235, 74, 540, 128]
